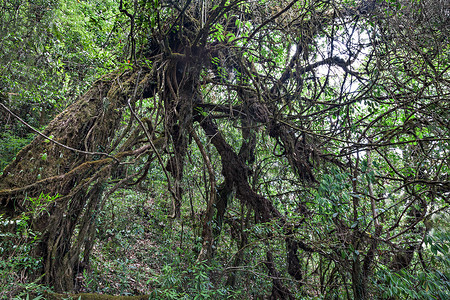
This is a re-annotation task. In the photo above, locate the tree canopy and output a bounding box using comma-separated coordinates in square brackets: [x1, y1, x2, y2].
[1, 0, 449, 298]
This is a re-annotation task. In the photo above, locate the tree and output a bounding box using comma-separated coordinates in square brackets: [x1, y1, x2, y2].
[1, 0, 449, 297]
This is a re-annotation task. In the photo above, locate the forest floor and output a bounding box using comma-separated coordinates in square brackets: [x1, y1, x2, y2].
[81, 192, 165, 295]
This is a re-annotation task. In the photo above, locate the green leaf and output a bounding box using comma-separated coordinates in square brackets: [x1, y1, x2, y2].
[44, 135, 54, 143]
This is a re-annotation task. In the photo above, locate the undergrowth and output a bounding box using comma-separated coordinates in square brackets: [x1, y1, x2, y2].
[82, 189, 246, 299]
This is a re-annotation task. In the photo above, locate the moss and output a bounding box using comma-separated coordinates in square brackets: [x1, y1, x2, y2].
[0, 68, 157, 292]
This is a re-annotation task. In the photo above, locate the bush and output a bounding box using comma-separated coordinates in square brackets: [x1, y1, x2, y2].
[0, 215, 44, 298]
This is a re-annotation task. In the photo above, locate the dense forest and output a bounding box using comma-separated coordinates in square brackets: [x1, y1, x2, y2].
[0, 0, 449, 299]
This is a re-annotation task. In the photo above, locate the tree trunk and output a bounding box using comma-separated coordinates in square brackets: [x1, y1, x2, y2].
[0, 69, 155, 291]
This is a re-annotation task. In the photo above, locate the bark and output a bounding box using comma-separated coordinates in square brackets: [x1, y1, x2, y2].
[198, 115, 282, 222]
[352, 256, 367, 300]
[164, 58, 200, 218]
[265, 252, 295, 300]
[225, 212, 248, 287]
[197, 114, 306, 291]
[0, 69, 155, 291]
[287, 238, 303, 281]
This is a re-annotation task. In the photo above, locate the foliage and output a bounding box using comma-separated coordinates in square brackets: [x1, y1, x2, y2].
[0, 0, 124, 145]
[373, 232, 450, 299]
[0, 197, 52, 298]
[0, 130, 33, 173]
[0, 0, 449, 299]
